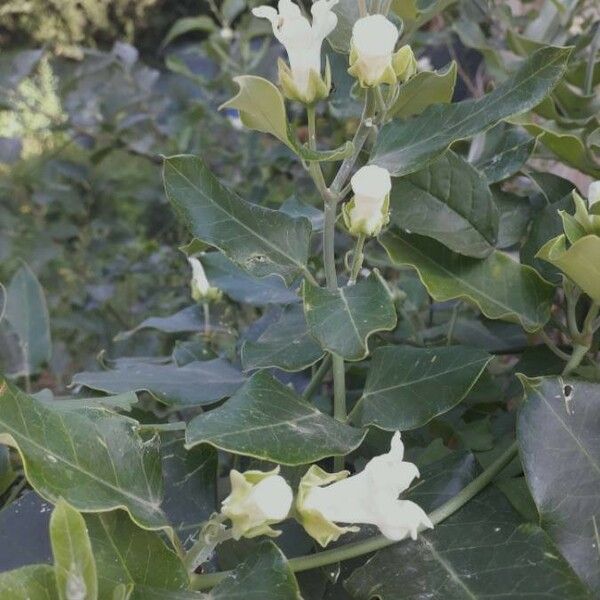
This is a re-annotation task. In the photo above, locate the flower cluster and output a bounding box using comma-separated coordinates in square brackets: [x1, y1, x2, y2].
[217, 432, 432, 547]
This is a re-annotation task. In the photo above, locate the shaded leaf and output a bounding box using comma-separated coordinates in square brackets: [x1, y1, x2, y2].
[518, 376, 600, 592]
[389, 151, 499, 258]
[115, 306, 205, 340]
[372, 46, 571, 176]
[72, 359, 245, 407]
[161, 16, 217, 48]
[346, 488, 592, 599]
[0, 377, 168, 531]
[210, 540, 300, 599]
[242, 305, 324, 372]
[380, 232, 554, 332]
[350, 346, 491, 430]
[185, 371, 365, 465]
[164, 155, 311, 285]
[50, 499, 97, 600]
[5, 263, 51, 376]
[303, 272, 397, 361]
[86, 511, 189, 599]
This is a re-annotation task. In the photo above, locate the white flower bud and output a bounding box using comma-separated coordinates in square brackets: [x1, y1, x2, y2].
[188, 257, 221, 302]
[221, 467, 293, 540]
[296, 432, 432, 547]
[252, 0, 339, 104]
[588, 181, 600, 208]
[343, 165, 391, 237]
[348, 15, 416, 87]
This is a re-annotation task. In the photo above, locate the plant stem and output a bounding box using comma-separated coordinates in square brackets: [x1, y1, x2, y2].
[322, 201, 339, 289]
[539, 330, 570, 362]
[302, 355, 332, 400]
[562, 344, 589, 376]
[585, 24, 600, 95]
[358, 0, 368, 17]
[203, 302, 210, 336]
[348, 234, 366, 285]
[137, 421, 187, 433]
[190, 441, 518, 590]
[332, 354, 347, 471]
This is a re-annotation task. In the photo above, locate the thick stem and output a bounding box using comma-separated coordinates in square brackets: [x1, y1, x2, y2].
[562, 344, 589, 376]
[190, 441, 518, 590]
[332, 354, 347, 471]
[302, 355, 332, 400]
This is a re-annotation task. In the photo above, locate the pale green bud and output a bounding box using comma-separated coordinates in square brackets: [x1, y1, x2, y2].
[188, 257, 221, 303]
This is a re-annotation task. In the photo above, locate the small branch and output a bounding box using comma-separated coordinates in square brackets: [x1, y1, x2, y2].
[302, 355, 332, 400]
[137, 422, 187, 433]
[539, 330, 570, 362]
[348, 234, 366, 285]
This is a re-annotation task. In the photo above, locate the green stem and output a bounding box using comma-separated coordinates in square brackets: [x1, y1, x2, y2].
[190, 441, 518, 590]
[332, 354, 347, 471]
[585, 24, 600, 96]
[302, 355, 332, 400]
[348, 234, 366, 285]
[539, 330, 571, 362]
[323, 201, 338, 289]
[137, 421, 187, 433]
[562, 344, 589, 376]
[203, 302, 210, 336]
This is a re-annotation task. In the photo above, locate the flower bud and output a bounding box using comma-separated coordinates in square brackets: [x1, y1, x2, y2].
[348, 15, 416, 87]
[253, 0, 339, 104]
[342, 165, 391, 237]
[588, 180, 600, 209]
[221, 467, 293, 540]
[188, 257, 221, 302]
[296, 432, 432, 547]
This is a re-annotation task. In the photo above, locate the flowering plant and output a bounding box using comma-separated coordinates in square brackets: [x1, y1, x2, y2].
[1, 0, 600, 598]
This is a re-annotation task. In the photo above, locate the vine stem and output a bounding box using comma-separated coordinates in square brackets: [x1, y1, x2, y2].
[348, 234, 366, 285]
[190, 440, 519, 590]
[302, 355, 332, 400]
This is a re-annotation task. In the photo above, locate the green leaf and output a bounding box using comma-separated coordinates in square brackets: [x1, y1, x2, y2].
[380, 232, 554, 332]
[219, 76, 352, 162]
[371, 46, 571, 176]
[161, 16, 217, 48]
[303, 272, 397, 361]
[388, 63, 457, 119]
[210, 540, 300, 600]
[185, 371, 365, 465]
[202, 253, 300, 306]
[474, 125, 537, 184]
[0, 377, 169, 532]
[518, 376, 600, 592]
[493, 188, 532, 249]
[50, 499, 98, 600]
[327, 0, 361, 53]
[5, 263, 51, 376]
[0, 565, 58, 600]
[161, 436, 217, 546]
[350, 345, 491, 430]
[0, 445, 16, 496]
[519, 120, 600, 178]
[346, 488, 592, 599]
[242, 305, 324, 372]
[85, 511, 189, 599]
[537, 234, 600, 303]
[72, 358, 245, 407]
[115, 306, 206, 340]
[164, 155, 312, 285]
[389, 150, 499, 258]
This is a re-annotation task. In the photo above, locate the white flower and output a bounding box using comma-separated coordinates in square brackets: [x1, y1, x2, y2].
[588, 181, 600, 208]
[296, 432, 432, 547]
[221, 467, 293, 540]
[348, 15, 416, 87]
[220, 27, 234, 41]
[343, 164, 392, 237]
[188, 256, 221, 302]
[252, 0, 339, 103]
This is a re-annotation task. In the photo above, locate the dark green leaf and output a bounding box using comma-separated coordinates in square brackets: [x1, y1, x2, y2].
[242, 305, 324, 372]
[371, 46, 571, 176]
[350, 346, 491, 430]
[303, 272, 397, 361]
[163, 155, 311, 285]
[115, 306, 206, 340]
[474, 126, 537, 184]
[389, 151, 499, 258]
[86, 511, 189, 599]
[493, 189, 531, 249]
[346, 488, 592, 599]
[161, 16, 217, 48]
[380, 232, 554, 332]
[210, 540, 300, 599]
[72, 359, 245, 407]
[185, 371, 365, 465]
[518, 376, 600, 592]
[0, 377, 168, 531]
